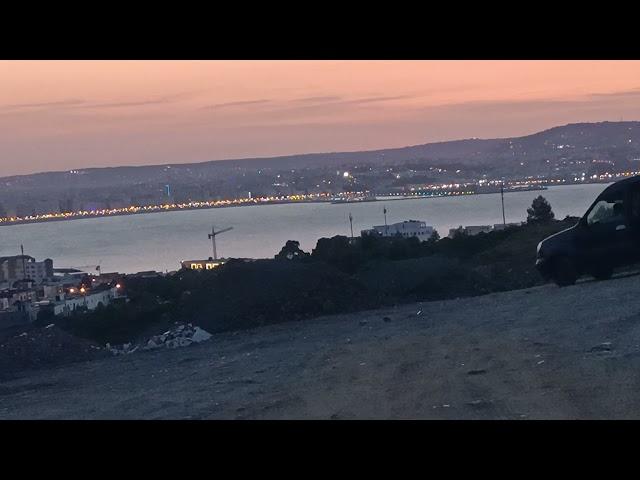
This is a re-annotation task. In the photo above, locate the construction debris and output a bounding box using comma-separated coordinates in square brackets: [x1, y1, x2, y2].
[589, 342, 613, 353]
[107, 323, 212, 356]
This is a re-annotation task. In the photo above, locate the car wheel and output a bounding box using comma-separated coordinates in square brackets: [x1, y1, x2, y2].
[551, 256, 578, 287]
[591, 265, 613, 281]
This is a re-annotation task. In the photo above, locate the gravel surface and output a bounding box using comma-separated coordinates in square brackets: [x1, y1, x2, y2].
[3, 271, 640, 419]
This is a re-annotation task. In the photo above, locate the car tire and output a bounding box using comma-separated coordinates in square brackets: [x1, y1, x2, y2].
[591, 265, 613, 281]
[551, 256, 578, 287]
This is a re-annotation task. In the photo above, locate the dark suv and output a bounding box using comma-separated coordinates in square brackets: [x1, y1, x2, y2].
[536, 176, 640, 286]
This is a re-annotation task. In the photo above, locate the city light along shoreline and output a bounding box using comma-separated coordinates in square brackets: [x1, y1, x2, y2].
[0, 193, 334, 227]
[0, 171, 634, 227]
[0, 189, 479, 227]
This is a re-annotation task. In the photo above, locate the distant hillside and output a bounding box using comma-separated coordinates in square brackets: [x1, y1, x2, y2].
[3, 121, 640, 191]
[3, 120, 639, 218]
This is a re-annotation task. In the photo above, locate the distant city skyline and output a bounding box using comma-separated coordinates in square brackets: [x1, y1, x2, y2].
[2, 60, 640, 176]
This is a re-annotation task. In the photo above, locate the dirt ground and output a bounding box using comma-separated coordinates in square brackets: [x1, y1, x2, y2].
[3, 271, 640, 419]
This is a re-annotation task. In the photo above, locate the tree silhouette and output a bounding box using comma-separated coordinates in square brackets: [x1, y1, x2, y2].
[527, 195, 555, 224]
[275, 240, 309, 260]
[450, 226, 467, 239]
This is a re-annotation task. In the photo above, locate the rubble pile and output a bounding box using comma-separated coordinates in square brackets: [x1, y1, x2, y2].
[106, 323, 212, 356]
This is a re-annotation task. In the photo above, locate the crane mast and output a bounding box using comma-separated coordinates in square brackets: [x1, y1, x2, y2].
[208, 225, 233, 260]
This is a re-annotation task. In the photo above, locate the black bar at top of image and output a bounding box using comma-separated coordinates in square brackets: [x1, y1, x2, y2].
[2, 7, 640, 60]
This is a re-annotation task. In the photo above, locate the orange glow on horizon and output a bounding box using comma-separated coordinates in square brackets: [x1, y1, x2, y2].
[2, 60, 640, 176]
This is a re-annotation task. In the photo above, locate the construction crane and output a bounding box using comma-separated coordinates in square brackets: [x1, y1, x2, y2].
[208, 225, 233, 260]
[70, 264, 101, 274]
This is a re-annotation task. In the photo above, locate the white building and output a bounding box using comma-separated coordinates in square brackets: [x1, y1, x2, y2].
[24, 259, 53, 284]
[53, 286, 121, 316]
[180, 259, 225, 271]
[0, 255, 53, 286]
[362, 220, 435, 240]
[40, 284, 63, 301]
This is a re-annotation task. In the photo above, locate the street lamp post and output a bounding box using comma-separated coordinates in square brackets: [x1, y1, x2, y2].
[500, 181, 506, 226]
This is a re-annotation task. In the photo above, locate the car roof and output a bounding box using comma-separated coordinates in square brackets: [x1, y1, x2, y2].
[600, 175, 640, 196]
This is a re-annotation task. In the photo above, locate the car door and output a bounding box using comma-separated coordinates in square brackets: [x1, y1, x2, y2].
[579, 189, 634, 268]
[627, 184, 640, 263]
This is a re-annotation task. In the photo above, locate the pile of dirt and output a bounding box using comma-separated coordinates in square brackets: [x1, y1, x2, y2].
[0, 324, 108, 379]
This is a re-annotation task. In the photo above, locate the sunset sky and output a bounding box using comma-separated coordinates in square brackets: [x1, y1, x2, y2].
[2, 60, 640, 176]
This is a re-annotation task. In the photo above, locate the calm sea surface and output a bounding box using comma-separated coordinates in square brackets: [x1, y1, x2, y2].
[0, 183, 609, 274]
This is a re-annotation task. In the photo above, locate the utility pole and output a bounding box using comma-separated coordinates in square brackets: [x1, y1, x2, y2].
[20, 244, 26, 280]
[383, 206, 388, 235]
[500, 181, 506, 226]
[349, 212, 354, 241]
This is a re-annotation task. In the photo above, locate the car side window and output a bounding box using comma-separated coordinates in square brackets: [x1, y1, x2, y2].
[586, 196, 626, 227]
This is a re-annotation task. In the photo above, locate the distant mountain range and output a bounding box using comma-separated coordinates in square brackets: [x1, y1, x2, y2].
[3, 121, 640, 191]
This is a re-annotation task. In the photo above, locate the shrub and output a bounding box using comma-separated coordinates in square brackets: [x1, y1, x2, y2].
[527, 195, 555, 223]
